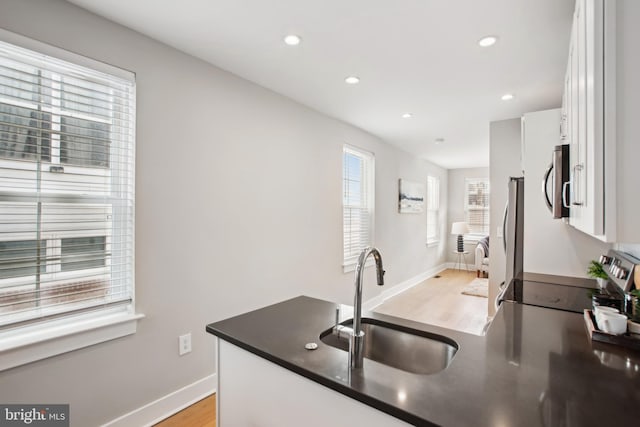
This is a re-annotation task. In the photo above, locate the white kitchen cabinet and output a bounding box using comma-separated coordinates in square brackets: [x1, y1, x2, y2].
[216, 339, 411, 427]
[563, 0, 640, 243]
[564, 0, 603, 237]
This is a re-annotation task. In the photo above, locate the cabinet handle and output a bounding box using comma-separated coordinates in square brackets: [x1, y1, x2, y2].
[560, 114, 567, 140]
[572, 164, 584, 206]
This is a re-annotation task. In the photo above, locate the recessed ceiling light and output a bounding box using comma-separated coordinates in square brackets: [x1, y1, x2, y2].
[402, 113, 413, 119]
[344, 76, 360, 85]
[435, 138, 445, 144]
[478, 36, 498, 47]
[501, 93, 515, 101]
[283, 35, 302, 46]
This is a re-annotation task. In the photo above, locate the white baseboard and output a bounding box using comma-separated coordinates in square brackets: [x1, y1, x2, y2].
[102, 374, 216, 427]
[445, 262, 475, 272]
[363, 264, 447, 311]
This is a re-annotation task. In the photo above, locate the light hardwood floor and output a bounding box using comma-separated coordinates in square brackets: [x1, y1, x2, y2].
[154, 395, 215, 427]
[373, 269, 488, 335]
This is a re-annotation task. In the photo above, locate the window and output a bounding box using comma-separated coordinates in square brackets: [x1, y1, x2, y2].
[0, 33, 137, 367]
[464, 178, 490, 236]
[343, 145, 374, 268]
[426, 176, 440, 245]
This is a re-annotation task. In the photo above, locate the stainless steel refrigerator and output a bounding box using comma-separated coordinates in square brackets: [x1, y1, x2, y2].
[496, 176, 524, 309]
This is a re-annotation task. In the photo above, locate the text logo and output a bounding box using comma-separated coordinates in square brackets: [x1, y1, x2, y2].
[0, 405, 69, 426]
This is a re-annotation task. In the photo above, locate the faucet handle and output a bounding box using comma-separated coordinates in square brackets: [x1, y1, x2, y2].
[335, 307, 341, 326]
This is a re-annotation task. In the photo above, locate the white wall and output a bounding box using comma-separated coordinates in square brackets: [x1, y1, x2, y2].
[615, 0, 640, 242]
[607, 1, 640, 272]
[0, 1, 448, 425]
[488, 118, 521, 316]
[522, 109, 610, 276]
[617, 244, 640, 260]
[447, 167, 489, 267]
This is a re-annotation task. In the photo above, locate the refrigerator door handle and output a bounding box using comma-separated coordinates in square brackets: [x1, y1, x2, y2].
[502, 201, 508, 253]
[542, 162, 553, 213]
[495, 281, 507, 311]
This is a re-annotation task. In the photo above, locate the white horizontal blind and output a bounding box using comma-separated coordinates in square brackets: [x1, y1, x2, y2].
[343, 146, 373, 264]
[426, 176, 439, 243]
[464, 178, 490, 235]
[0, 40, 135, 328]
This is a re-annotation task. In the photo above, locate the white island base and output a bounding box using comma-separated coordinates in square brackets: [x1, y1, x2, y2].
[217, 339, 412, 426]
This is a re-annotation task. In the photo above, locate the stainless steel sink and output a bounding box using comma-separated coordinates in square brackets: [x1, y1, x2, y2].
[320, 318, 458, 375]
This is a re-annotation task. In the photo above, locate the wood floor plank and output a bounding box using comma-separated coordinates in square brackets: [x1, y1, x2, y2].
[373, 269, 488, 335]
[154, 394, 215, 427]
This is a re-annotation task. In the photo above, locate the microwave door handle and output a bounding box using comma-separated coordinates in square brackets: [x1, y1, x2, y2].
[562, 181, 571, 209]
[542, 162, 553, 213]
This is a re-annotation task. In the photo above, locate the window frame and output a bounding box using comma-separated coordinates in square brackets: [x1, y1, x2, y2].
[0, 28, 142, 372]
[342, 144, 375, 272]
[426, 175, 440, 246]
[464, 177, 490, 239]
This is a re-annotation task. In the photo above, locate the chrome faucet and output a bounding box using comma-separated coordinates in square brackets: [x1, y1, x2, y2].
[350, 247, 385, 369]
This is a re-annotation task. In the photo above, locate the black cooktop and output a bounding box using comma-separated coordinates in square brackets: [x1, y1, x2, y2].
[501, 273, 604, 313]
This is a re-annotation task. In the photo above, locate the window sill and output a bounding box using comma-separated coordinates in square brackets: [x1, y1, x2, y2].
[0, 309, 144, 372]
[426, 240, 440, 248]
[343, 257, 374, 274]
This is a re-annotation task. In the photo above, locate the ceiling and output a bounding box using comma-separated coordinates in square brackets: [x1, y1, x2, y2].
[67, 0, 574, 169]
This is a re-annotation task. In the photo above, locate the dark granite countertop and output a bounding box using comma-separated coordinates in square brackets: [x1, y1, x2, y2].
[206, 295, 640, 426]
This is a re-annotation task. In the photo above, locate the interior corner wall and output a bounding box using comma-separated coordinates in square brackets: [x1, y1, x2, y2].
[446, 167, 489, 267]
[0, 0, 448, 425]
[488, 118, 521, 316]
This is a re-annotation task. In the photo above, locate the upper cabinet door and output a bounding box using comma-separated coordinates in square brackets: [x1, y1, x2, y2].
[567, 0, 605, 238]
[568, 0, 584, 230]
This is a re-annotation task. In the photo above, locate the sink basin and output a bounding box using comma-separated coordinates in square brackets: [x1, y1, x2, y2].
[320, 318, 458, 375]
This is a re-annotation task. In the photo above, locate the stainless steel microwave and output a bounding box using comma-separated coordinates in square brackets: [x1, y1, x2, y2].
[542, 144, 570, 218]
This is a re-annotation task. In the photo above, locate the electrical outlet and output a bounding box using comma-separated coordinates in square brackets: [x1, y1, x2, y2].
[179, 333, 192, 356]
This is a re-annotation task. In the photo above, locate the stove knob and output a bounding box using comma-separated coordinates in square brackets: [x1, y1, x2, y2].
[615, 267, 628, 280]
[599, 255, 612, 265]
[611, 266, 620, 277]
[610, 260, 620, 272]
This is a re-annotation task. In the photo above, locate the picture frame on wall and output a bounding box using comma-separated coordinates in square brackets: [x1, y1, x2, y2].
[398, 179, 425, 213]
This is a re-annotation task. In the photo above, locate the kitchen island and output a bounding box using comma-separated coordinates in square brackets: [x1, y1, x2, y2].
[206, 295, 640, 426]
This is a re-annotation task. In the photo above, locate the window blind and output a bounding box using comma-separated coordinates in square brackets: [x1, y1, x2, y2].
[343, 146, 373, 264]
[426, 176, 439, 242]
[464, 178, 490, 235]
[0, 40, 135, 328]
